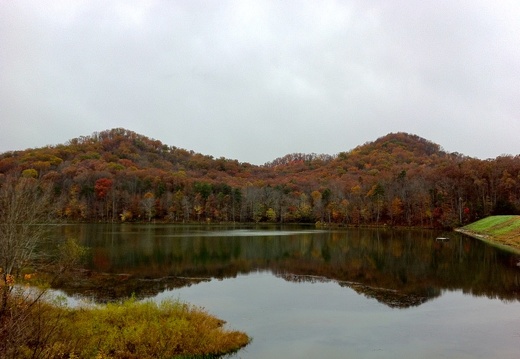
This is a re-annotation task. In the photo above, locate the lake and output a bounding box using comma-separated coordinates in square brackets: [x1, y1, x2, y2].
[48, 224, 520, 358]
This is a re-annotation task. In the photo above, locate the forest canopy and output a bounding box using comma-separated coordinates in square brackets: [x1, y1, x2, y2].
[1, 128, 518, 228]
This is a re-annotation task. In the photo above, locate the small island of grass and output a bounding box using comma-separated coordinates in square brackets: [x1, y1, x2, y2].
[5, 296, 250, 359]
[457, 215, 520, 253]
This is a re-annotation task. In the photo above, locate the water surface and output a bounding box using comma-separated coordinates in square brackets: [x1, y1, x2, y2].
[48, 224, 520, 358]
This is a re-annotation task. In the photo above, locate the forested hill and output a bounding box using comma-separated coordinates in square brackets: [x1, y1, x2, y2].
[1, 128, 519, 228]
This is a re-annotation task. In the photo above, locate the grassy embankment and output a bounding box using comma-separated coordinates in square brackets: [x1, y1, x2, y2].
[8, 296, 250, 359]
[457, 215, 520, 253]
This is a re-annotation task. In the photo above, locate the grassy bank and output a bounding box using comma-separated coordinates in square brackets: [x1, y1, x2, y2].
[5, 296, 250, 359]
[456, 215, 520, 252]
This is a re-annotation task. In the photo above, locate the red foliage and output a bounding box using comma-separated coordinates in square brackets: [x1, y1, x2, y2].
[95, 178, 113, 199]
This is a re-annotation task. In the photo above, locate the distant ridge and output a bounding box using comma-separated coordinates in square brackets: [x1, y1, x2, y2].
[265, 132, 446, 168]
[357, 132, 445, 157]
[0, 128, 518, 227]
[3, 129, 449, 165]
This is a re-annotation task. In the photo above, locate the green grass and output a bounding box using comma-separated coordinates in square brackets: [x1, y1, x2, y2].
[463, 215, 520, 234]
[460, 215, 520, 251]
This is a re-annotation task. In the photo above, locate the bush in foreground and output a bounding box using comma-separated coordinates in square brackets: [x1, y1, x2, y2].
[8, 297, 250, 359]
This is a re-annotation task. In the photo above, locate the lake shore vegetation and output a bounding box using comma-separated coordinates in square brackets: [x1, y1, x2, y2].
[4, 294, 249, 359]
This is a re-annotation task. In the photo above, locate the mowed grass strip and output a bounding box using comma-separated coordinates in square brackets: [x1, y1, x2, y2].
[462, 215, 520, 249]
[464, 215, 517, 233]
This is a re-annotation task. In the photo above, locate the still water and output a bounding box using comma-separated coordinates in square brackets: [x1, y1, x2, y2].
[49, 224, 520, 358]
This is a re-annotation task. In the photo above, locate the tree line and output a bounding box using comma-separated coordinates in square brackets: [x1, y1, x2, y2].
[0, 128, 519, 228]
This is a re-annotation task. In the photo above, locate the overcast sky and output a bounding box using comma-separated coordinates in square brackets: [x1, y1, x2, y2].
[1, 0, 519, 164]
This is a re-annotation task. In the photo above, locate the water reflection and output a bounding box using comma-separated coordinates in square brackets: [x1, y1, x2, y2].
[50, 224, 520, 306]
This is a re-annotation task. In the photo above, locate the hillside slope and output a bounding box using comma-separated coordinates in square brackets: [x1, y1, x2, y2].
[0, 129, 519, 227]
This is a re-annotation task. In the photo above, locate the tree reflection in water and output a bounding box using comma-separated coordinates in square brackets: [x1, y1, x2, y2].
[48, 224, 520, 306]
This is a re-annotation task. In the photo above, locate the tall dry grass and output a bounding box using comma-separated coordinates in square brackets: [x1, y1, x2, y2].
[3, 296, 250, 359]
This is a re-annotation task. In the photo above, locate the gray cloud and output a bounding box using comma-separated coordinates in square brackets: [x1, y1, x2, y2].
[1, 0, 519, 164]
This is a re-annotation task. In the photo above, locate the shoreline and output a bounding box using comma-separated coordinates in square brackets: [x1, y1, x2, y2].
[455, 228, 520, 254]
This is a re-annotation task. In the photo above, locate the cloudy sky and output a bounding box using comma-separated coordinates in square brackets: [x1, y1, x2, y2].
[1, 0, 519, 164]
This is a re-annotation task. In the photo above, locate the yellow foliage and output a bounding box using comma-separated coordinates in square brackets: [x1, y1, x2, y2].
[5, 274, 15, 286]
[21, 168, 38, 178]
[7, 297, 250, 359]
[351, 185, 362, 195]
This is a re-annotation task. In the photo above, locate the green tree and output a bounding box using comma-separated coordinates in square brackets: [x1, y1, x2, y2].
[367, 183, 385, 224]
[266, 207, 277, 222]
[21, 168, 38, 179]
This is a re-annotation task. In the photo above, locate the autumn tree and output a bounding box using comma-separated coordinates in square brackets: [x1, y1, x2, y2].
[389, 197, 404, 225]
[266, 208, 277, 222]
[311, 190, 323, 221]
[94, 177, 113, 199]
[95, 177, 114, 220]
[141, 192, 155, 221]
